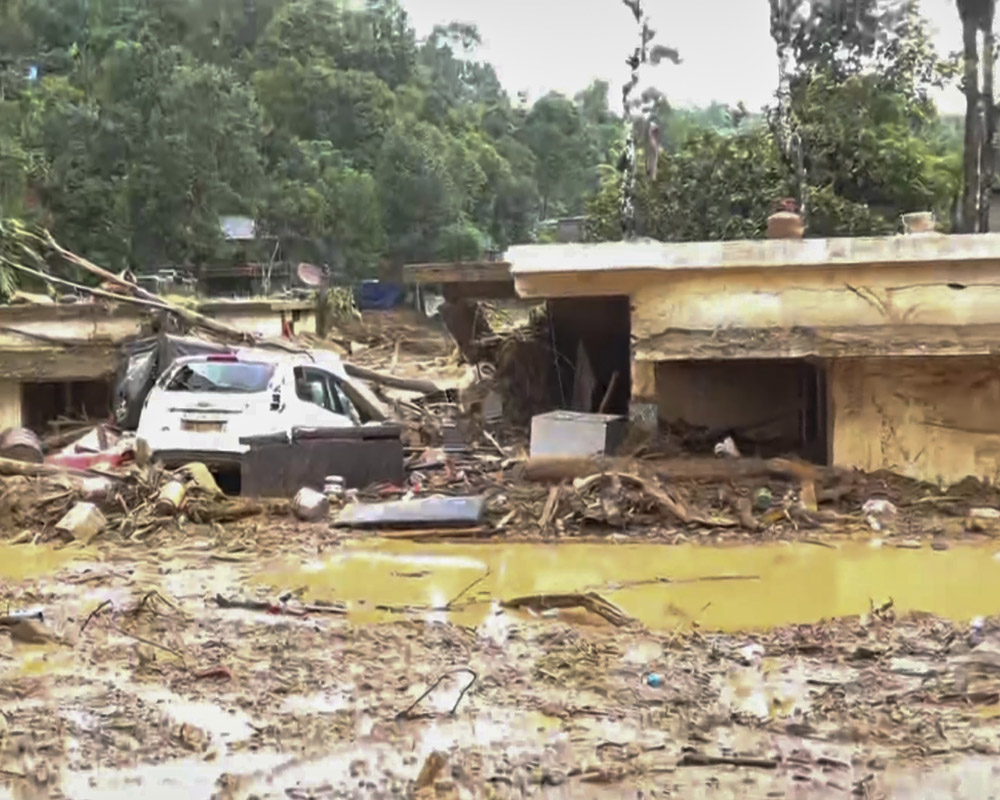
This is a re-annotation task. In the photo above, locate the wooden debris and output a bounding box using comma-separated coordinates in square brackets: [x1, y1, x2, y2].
[501, 592, 635, 627]
[370, 527, 491, 541]
[677, 752, 779, 769]
[539, 485, 561, 528]
[214, 593, 347, 615]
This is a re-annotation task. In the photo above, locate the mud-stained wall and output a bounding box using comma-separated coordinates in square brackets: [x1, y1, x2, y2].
[830, 357, 1000, 485]
[0, 380, 22, 429]
[622, 260, 1000, 361]
[210, 308, 317, 338]
[653, 360, 820, 457]
[632, 360, 656, 401]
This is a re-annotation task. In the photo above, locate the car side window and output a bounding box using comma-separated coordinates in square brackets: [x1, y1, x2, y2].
[294, 367, 334, 412]
[327, 374, 360, 423]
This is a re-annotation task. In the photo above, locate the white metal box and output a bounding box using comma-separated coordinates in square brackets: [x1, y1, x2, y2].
[529, 410, 627, 458]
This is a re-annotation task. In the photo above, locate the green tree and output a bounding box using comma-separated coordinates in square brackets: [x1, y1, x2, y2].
[262, 139, 384, 276]
[518, 92, 592, 218]
[256, 0, 416, 88]
[375, 121, 463, 263]
[255, 60, 395, 168]
[586, 124, 791, 242]
[0, 0, 620, 279]
[767, 0, 959, 234]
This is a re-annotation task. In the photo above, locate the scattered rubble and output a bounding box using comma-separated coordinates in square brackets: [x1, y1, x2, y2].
[0, 301, 999, 798]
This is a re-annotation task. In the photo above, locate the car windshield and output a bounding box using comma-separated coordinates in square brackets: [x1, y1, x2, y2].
[165, 361, 275, 393]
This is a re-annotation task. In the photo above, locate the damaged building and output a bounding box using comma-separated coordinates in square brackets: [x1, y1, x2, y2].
[407, 231, 1000, 486]
[0, 298, 317, 437]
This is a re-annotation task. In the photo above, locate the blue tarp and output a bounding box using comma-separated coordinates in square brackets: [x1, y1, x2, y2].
[356, 280, 404, 310]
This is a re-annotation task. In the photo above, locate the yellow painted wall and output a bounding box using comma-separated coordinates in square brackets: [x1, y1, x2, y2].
[830, 357, 1000, 485]
[211, 309, 317, 338]
[631, 260, 1000, 347]
[0, 313, 143, 346]
[632, 360, 656, 401]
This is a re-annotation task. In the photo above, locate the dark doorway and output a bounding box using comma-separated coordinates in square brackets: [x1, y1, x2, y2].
[21, 380, 112, 434]
[654, 359, 829, 463]
[547, 296, 632, 416]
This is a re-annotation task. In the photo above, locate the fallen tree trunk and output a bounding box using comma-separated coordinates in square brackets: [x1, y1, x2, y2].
[520, 455, 829, 484]
[0, 455, 94, 479]
[342, 362, 442, 394]
[48, 239, 261, 345]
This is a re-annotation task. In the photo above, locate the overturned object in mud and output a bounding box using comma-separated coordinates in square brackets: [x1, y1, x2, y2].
[240, 424, 404, 497]
[55, 502, 106, 542]
[293, 487, 330, 521]
[965, 507, 1000, 533]
[156, 480, 188, 515]
[0, 427, 43, 464]
[863, 497, 898, 532]
[80, 476, 113, 503]
[335, 495, 485, 529]
[714, 436, 741, 458]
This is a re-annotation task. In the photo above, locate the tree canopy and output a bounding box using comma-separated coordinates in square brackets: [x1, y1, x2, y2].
[0, 0, 623, 280]
[588, 0, 961, 242]
[0, 0, 974, 292]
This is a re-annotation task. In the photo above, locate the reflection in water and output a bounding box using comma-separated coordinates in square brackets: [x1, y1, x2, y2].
[261, 539, 1000, 632]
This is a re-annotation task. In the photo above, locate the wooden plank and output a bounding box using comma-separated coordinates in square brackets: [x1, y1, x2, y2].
[634, 323, 1000, 361]
[403, 261, 512, 285]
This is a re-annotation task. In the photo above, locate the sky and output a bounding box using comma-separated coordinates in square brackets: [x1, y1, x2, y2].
[402, 0, 967, 114]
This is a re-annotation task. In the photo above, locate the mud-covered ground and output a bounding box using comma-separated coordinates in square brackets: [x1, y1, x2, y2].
[3, 527, 1000, 799]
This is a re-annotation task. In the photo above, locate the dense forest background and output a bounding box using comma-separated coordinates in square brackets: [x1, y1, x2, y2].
[0, 0, 975, 281]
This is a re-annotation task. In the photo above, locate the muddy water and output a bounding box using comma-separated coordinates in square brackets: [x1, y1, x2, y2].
[263, 539, 1000, 631]
[0, 543, 91, 581]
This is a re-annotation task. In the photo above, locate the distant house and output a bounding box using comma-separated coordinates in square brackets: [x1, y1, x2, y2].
[537, 216, 587, 244]
[219, 215, 257, 241]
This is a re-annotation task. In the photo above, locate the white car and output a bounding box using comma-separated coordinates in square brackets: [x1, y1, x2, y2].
[136, 349, 372, 468]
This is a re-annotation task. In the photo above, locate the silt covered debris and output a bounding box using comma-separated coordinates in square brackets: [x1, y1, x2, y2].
[2, 534, 1000, 798]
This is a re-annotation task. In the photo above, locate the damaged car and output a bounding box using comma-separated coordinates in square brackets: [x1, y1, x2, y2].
[135, 348, 384, 470]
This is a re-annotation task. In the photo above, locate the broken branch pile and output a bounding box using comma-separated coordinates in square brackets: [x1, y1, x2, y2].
[0, 461, 284, 543]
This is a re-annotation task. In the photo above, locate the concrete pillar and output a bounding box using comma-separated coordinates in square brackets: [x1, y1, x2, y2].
[0, 380, 23, 430]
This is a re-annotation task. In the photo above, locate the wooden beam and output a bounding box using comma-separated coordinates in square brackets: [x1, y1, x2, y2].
[403, 261, 512, 285]
[634, 323, 1000, 361]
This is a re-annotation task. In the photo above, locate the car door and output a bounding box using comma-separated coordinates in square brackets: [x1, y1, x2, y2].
[291, 366, 356, 427]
